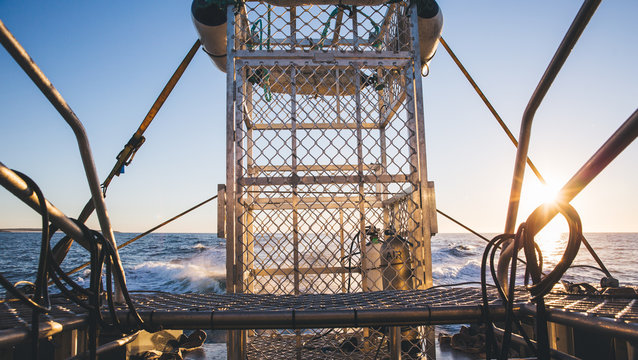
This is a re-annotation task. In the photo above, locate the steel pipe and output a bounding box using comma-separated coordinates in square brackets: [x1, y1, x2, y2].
[498, 0, 601, 288]
[526, 108, 638, 234]
[0, 19, 126, 300]
[111, 305, 511, 330]
[503, 0, 601, 234]
[521, 303, 638, 343]
[0, 162, 89, 249]
[0, 315, 87, 348]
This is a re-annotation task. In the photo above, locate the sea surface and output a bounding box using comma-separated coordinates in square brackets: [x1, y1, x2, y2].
[1, 232, 636, 359]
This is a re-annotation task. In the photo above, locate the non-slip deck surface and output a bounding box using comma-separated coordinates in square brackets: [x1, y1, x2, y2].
[2, 287, 637, 332]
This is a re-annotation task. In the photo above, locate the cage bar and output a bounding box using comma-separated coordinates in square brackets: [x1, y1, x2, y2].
[223, 1, 436, 358]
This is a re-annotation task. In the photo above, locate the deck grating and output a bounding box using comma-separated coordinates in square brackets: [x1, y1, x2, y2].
[2, 287, 638, 332]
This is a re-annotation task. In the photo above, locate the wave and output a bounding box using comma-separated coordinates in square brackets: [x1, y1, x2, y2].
[193, 243, 211, 253]
[442, 244, 477, 257]
[432, 260, 481, 284]
[126, 248, 226, 293]
[131, 261, 225, 293]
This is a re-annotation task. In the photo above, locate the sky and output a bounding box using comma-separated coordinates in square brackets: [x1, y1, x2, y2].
[0, 1, 636, 234]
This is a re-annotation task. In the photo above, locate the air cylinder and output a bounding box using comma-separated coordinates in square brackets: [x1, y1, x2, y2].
[192, 0, 228, 72]
[380, 229, 413, 290]
[362, 227, 383, 291]
[416, 0, 443, 76]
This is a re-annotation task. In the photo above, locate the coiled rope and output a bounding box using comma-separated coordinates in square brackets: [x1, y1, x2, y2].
[481, 201, 584, 359]
[1, 171, 193, 360]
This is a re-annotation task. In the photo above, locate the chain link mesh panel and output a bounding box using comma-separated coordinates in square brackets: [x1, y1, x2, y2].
[235, 2, 412, 53]
[227, 1, 434, 358]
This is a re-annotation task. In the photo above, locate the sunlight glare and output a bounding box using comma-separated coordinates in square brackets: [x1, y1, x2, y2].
[534, 216, 568, 263]
[519, 181, 567, 262]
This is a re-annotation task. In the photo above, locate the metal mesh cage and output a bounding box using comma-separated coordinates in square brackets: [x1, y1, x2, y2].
[235, 2, 412, 53]
[224, 1, 435, 358]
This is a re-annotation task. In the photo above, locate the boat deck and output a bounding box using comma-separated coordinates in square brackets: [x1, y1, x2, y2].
[2, 286, 638, 347]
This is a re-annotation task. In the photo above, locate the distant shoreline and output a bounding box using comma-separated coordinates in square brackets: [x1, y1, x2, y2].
[0, 228, 41, 233]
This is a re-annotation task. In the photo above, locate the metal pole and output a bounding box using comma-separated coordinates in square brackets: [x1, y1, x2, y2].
[390, 326, 401, 360]
[521, 303, 638, 343]
[112, 305, 512, 330]
[498, 0, 601, 288]
[224, 5, 239, 360]
[503, 0, 601, 234]
[525, 108, 638, 234]
[0, 19, 126, 301]
[52, 40, 201, 264]
[409, 0, 433, 290]
[439, 37, 546, 185]
[0, 162, 89, 248]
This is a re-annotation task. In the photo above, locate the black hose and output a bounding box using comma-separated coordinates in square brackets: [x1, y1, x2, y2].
[523, 202, 582, 301]
[481, 233, 537, 359]
[0, 172, 52, 312]
[481, 202, 585, 359]
[1, 170, 161, 360]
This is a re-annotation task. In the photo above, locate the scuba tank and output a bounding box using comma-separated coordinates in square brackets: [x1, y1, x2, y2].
[380, 228, 413, 290]
[380, 228, 420, 356]
[362, 226, 383, 291]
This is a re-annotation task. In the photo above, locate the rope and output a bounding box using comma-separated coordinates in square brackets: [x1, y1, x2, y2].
[436, 208, 536, 272]
[439, 37, 546, 185]
[51, 39, 202, 272]
[1, 171, 157, 359]
[0, 171, 51, 359]
[64, 194, 218, 278]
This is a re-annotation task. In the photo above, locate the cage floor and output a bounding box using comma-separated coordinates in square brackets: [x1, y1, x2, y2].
[2, 286, 638, 346]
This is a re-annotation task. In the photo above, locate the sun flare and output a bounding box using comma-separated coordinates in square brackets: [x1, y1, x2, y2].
[520, 181, 567, 260]
[534, 217, 568, 261]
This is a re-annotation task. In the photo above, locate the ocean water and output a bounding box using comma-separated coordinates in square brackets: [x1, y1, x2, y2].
[1, 231, 636, 358]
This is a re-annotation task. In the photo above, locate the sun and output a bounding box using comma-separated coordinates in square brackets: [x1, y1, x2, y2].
[519, 181, 562, 219]
[519, 181, 567, 258]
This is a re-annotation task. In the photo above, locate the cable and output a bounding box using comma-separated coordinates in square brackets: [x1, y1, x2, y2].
[9, 171, 51, 360]
[1, 171, 158, 359]
[373, 331, 386, 360]
[439, 37, 546, 185]
[0, 173, 51, 312]
[480, 202, 585, 359]
[63, 194, 218, 278]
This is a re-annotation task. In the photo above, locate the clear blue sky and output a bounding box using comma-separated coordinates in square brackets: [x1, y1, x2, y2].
[1, 1, 636, 234]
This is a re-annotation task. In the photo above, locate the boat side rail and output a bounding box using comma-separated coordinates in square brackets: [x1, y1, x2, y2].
[0, 19, 126, 299]
[503, 0, 602, 235]
[0, 162, 90, 249]
[497, 0, 602, 289]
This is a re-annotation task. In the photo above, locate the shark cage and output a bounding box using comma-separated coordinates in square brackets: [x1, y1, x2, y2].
[211, 0, 440, 358]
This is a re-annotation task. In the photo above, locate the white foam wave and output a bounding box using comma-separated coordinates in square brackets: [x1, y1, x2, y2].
[432, 259, 481, 284]
[193, 243, 209, 250]
[127, 249, 226, 293]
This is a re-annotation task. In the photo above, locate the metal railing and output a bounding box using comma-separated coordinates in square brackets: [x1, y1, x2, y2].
[0, 19, 126, 299]
[497, 0, 602, 289]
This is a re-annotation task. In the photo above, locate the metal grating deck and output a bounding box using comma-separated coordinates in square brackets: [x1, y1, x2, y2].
[2, 287, 638, 346]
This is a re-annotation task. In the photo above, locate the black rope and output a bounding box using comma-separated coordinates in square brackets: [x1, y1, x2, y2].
[1, 170, 156, 360]
[4, 171, 51, 359]
[481, 201, 585, 359]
